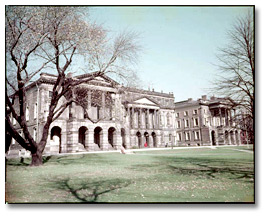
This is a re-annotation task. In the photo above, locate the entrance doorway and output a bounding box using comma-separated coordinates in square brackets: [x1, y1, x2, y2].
[211, 130, 216, 146]
[94, 127, 102, 147]
[51, 126, 61, 152]
[78, 126, 88, 147]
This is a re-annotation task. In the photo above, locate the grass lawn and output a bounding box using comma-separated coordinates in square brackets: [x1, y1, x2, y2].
[5, 146, 254, 203]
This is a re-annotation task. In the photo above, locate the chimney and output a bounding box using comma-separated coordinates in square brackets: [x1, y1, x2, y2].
[210, 96, 216, 101]
[202, 95, 207, 101]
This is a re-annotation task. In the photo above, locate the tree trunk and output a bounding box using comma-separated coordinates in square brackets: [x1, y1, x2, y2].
[30, 150, 43, 166]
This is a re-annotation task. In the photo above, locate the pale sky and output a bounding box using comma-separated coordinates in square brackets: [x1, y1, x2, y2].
[89, 6, 252, 102]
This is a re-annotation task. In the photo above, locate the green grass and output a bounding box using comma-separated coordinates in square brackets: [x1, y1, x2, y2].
[5, 146, 254, 203]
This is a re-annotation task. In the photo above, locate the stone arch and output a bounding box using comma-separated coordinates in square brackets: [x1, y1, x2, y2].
[225, 130, 229, 145]
[94, 126, 102, 148]
[144, 132, 149, 146]
[121, 128, 126, 148]
[152, 132, 157, 147]
[51, 126, 61, 152]
[108, 127, 117, 148]
[78, 126, 88, 147]
[136, 131, 142, 148]
[230, 130, 235, 145]
[211, 130, 216, 146]
[235, 130, 239, 145]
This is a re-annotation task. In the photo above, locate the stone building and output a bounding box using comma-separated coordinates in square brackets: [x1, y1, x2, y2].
[7, 73, 176, 156]
[175, 95, 242, 146]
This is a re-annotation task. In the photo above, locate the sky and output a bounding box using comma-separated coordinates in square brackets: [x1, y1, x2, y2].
[88, 6, 252, 102]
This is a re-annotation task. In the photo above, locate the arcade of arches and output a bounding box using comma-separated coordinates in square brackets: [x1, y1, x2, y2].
[211, 129, 240, 146]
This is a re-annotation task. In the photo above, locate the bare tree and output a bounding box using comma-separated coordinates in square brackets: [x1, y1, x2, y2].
[211, 10, 254, 143]
[5, 6, 141, 166]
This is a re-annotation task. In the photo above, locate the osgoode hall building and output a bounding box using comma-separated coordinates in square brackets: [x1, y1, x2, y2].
[8, 73, 176, 156]
[7, 73, 244, 157]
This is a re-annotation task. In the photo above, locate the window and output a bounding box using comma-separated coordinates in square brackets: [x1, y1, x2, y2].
[184, 119, 189, 128]
[167, 113, 170, 125]
[34, 102, 37, 119]
[26, 106, 29, 121]
[160, 114, 163, 125]
[217, 118, 220, 126]
[11, 114, 16, 125]
[195, 131, 200, 140]
[13, 117, 16, 125]
[176, 113, 180, 118]
[177, 121, 181, 128]
[185, 132, 190, 141]
[178, 133, 182, 141]
[193, 109, 198, 115]
[169, 134, 172, 141]
[194, 118, 199, 126]
[33, 128, 37, 141]
[184, 111, 188, 116]
[49, 91, 53, 98]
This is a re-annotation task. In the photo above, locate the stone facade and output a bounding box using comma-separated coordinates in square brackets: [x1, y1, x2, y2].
[8, 73, 176, 156]
[175, 95, 242, 146]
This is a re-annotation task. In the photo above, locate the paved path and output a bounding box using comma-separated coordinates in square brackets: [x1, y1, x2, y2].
[228, 148, 254, 154]
[45, 144, 253, 157]
[6, 144, 253, 158]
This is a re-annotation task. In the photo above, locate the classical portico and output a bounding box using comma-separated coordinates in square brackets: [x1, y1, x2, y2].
[126, 97, 163, 148]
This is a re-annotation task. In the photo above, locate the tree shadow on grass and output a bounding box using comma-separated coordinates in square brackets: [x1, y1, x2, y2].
[162, 157, 254, 183]
[50, 154, 116, 166]
[6, 155, 52, 167]
[128, 156, 254, 183]
[50, 178, 132, 203]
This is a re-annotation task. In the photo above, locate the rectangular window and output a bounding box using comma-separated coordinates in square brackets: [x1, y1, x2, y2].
[184, 111, 188, 116]
[178, 133, 182, 141]
[185, 132, 190, 141]
[97, 106, 100, 120]
[13, 117, 16, 125]
[195, 131, 200, 140]
[194, 118, 199, 126]
[33, 128, 37, 141]
[176, 113, 180, 118]
[160, 114, 163, 125]
[11, 114, 16, 125]
[185, 119, 189, 128]
[26, 106, 29, 121]
[217, 118, 220, 126]
[193, 109, 198, 115]
[177, 121, 181, 128]
[34, 103, 37, 119]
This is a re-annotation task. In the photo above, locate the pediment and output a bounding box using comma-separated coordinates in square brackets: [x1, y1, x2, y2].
[76, 73, 119, 86]
[94, 76, 106, 82]
[133, 97, 158, 106]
